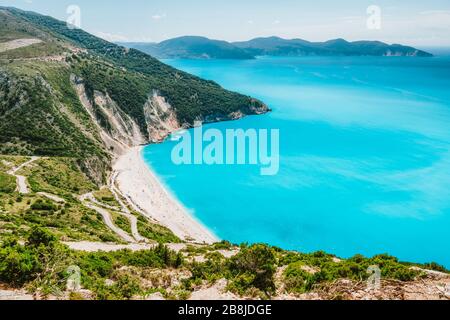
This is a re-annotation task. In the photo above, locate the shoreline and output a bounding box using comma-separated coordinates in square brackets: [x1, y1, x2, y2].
[112, 146, 219, 244]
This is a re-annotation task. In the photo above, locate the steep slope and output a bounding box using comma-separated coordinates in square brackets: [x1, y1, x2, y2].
[6, 8, 268, 123]
[0, 7, 269, 184]
[122, 36, 255, 59]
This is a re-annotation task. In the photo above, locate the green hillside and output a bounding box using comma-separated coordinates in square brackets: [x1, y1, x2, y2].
[0, 7, 268, 184]
[233, 37, 433, 57]
[122, 36, 255, 60]
[3, 7, 267, 125]
[121, 36, 433, 59]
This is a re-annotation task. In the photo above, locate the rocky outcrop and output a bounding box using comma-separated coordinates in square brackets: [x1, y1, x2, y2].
[202, 100, 269, 124]
[72, 77, 183, 151]
[72, 76, 129, 157]
[93, 91, 146, 147]
[143, 92, 182, 143]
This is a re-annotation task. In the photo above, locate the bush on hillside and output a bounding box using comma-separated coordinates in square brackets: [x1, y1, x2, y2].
[227, 244, 277, 295]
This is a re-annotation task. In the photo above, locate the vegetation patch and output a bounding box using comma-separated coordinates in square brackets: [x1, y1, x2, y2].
[93, 188, 120, 208]
[280, 251, 421, 294]
[0, 172, 15, 193]
[137, 215, 181, 244]
[22, 157, 96, 196]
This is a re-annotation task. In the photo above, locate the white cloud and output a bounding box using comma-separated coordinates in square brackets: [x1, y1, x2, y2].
[152, 13, 167, 20]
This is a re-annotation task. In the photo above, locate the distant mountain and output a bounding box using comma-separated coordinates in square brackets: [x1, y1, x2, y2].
[122, 36, 433, 59]
[233, 37, 433, 57]
[121, 36, 254, 60]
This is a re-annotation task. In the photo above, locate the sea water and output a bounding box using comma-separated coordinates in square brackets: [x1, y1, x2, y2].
[143, 56, 450, 267]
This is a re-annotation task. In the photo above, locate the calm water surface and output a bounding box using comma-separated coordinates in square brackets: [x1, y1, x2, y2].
[143, 56, 450, 267]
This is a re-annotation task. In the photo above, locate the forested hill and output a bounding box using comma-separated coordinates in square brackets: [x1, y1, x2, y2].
[2, 7, 268, 125]
[233, 37, 433, 57]
[123, 36, 433, 59]
[0, 7, 268, 183]
[121, 36, 255, 60]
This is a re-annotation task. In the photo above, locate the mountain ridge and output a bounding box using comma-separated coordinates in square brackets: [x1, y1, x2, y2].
[121, 35, 433, 59]
[123, 36, 255, 60]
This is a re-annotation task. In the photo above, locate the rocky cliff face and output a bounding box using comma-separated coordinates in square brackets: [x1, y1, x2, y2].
[144, 93, 182, 143]
[73, 78, 182, 153]
[74, 79, 268, 155]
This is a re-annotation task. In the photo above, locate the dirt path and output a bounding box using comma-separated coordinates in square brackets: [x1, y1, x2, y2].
[37, 192, 65, 203]
[108, 173, 149, 242]
[7, 157, 39, 194]
[110, 171, 150, 220]
[0, 38, 42, 53]
[80, 193, 135, 243]
[81, 192, 146, 243]
[122, 213, 146, 242]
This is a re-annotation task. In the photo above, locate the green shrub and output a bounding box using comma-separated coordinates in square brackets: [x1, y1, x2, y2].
[77, 252, 114, 279]
[212, 241, 234, 251]
[0, 239, 41, 286]
[137, 217, 181, 243]
[0, 172, 16, 193]
[30, 199, 58, 211]
[421, 262, 448, 273]
[228, 244, 277, 295]
[114, 273, 142, 299]
[284, 262, 316, 293]
[369, 254, 418, 281]
[188, 252, 226, 283]
[281, 252, 421, 294]
[0, 228, 68, 288]
[27, 226, 57, 247]
[113, 244, 183, 269]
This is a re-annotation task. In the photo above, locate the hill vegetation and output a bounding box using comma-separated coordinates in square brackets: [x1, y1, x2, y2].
[1, 220, 447, 300]
[0, 7, 447, 301]
[0, 153, 447, 300]
[4, 7, 268, 125]
[233, 36, 433, 57]
[0, 7, 268, 185]
[121, 36, 255, 60]
[123, 36, 433, 59]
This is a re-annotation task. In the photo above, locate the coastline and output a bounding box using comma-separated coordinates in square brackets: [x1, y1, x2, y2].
[112, 146, 218, 244]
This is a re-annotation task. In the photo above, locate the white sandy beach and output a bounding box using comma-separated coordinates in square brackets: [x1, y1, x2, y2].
[113, 146, 218, 244]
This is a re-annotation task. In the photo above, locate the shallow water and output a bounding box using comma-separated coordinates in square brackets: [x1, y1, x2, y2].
[143, 56, 450, 267]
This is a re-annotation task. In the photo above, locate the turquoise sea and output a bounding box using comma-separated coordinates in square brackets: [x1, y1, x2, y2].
[143, 56, 450, 267]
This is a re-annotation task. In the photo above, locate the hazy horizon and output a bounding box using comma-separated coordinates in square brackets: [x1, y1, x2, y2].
[2, 0, 450, 47]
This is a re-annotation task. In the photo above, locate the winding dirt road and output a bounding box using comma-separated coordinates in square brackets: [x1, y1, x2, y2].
[7, 157, 39, 194]
[80, 194, 135, 243]
[80, 192, 146, 243]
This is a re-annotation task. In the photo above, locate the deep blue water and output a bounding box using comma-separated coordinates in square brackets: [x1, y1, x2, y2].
[143, 56, 450, 267]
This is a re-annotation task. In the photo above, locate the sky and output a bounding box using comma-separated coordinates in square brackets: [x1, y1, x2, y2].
[2, 0, 450, 47]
